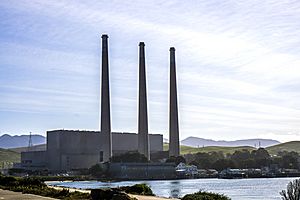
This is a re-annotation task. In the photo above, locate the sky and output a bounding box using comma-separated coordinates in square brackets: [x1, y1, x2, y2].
[1, 0, 300, 142]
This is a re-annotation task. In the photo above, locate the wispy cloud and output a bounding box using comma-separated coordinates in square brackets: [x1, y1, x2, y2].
[1, 0, 300, 141]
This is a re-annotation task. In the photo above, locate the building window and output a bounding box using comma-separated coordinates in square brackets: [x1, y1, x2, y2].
[99, 151, 104, 162]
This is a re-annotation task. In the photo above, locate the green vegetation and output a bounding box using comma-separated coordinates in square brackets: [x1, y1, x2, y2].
[185, 148, 300, 171]
[90, 183, 153, 199]
[90, 183, 153, 200]
[0, 175, 154, 200]
[164, 141, 300, 156]
[266, 141, 300, 155]
[111, 151, 148, 163]
[91, 188, 136, 200]
[163, 143, 255, 155]
[166, 156, 186, 165]
[10, 144, 46, 153]
[0, 175, 90, 199]
[120, 183, 154, 196]
[280, 179, 300, 200]
[164, 141, 300, 155]
[182, 191, 231, 200]
[0, 148, 20, 169]
[0, 148, 20, 163]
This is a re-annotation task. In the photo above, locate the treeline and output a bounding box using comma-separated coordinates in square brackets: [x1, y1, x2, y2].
[184, 148, 300, 170]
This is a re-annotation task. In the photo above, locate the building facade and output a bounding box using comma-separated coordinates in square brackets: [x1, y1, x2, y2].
[21, 130, 163, 171]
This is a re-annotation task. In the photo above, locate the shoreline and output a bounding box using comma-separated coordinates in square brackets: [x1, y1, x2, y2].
[47, 185, 179, 200]
[0, 189, 58, 200]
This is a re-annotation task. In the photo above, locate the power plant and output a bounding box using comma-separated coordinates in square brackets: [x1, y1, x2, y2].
[20, 35, 180, 172]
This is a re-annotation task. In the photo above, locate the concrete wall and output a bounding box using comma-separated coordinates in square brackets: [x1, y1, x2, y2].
[112, 132, 163, 155]
[47, 130, 108, 171]
[109, 162, 176, 179]
[21, 151, 47, 169]
[22, 130, 164, 171]
[149, 134, 163, 152]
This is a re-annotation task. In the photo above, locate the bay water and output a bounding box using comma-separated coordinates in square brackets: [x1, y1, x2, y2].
[47, 177, 298, 199]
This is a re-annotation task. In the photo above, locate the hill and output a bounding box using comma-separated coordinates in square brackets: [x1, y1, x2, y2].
[164, 143, 255, 155]
[10, 144, 46, 153]
[266, 141, 300, 155]
[0, 148, 21, 163]
[0, 134, 46, 149]
[181, 136, 280, 148]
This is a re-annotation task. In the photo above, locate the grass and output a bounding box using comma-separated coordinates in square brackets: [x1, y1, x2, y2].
[0, 148, 20, 163]
[164, 143, 255, 155]
[266, 141, 300, 155]
[9, 144, 46, 153]
[1, 141, 299, 165]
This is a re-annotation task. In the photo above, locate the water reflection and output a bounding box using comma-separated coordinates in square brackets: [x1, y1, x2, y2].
[169, 181, 180, 198]
[47, 177, 297, 200]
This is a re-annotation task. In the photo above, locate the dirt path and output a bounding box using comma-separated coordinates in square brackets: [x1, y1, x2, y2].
[0, 189, 57, 200]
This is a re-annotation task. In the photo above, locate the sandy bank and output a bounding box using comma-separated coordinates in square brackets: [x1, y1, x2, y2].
[47, 185, 179, 200]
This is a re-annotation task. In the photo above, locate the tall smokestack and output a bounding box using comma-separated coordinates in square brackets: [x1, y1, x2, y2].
[100, 34, 112, 161]
[138, 42, 150, 160]
[169, 47, 180, 157]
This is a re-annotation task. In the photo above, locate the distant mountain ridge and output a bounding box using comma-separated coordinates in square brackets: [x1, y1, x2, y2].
[181, 136, 280, 148]
[0, 134, 280, 149]
[0, 134, 46, 149]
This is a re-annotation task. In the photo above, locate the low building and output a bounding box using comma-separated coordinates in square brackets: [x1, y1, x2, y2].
[109, 162, 176, 179]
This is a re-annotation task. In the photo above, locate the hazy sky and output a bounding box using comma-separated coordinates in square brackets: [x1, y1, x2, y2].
[1, 0, 300, 142]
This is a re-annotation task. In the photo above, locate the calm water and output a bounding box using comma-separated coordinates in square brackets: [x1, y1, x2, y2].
[47, 177, 298, 199]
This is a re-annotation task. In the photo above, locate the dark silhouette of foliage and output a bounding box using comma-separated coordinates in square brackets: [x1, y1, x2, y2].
[0, 175, 90, 199]
[111, 151, 148, 163]
[212, 159, 236, 171]
[91, 184, 152, 200]
[281, 152, 299, 169]
[280, 179, 300, 200]
[166, 156, 186, 165]
[120, 183, 154, 196]
[182, 190, 231, 200]
[184, 148, 299, 171]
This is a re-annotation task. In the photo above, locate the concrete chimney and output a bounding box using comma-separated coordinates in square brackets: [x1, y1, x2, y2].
[138, 42, 150, 160]
[169, 47, 180, 157]
[100, 34, 112, 161]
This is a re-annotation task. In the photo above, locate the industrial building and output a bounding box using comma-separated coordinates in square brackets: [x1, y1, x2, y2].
[20, 34, 180, 172]
[21, 131, 163, 171]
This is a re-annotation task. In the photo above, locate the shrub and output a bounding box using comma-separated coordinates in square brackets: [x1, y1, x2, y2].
[0, 175, 90, 200]
[0, 175, 17, 186]
[182, 191, 231, 200]
[90, 188, 135, 200]
[18, 177, 45, 187]
[111, 151, 148, 163]
[280, 179, 300, 200]
[120, 183, 154, 196]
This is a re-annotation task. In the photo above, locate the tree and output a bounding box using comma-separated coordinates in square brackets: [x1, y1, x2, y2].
[231, 150, 251, 168]
[111, 151, 148, 163]
[251, 148, 271, 168]
[280, 179, 300, 200]
[182, 190, 231, 200]
[281, 152, 299, 169]
[166, 156, 186, 165]
[192, 152, 213, 168]
[212, 159, 236, 171]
